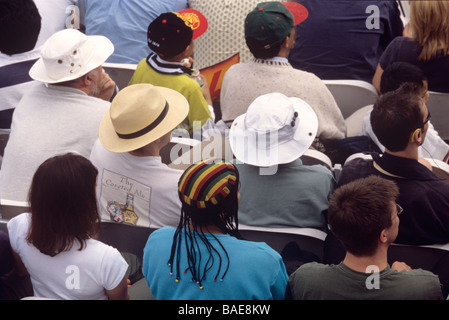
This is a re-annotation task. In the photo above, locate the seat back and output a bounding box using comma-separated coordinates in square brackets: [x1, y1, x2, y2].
[0, 199, 29, 220]
[323, 79, 379, 118]
[344, 105, 373, 137]
[0, 218, 7, 233]
[97, 221, 156, 262]
[425, 158, 449, 182]
[238, 224, 327, 261]
[427, 91, 449, 141]
[301, 149, 333, 171]
[102, 62, 138, 90]
[0, 129, 10, 158]
[389, 243, 449, 271]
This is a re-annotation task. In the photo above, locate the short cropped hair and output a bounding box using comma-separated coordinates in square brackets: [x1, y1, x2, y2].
[380, 62, 427, 94]
[0, 0, 41, 55]
[27, 153, 100, 257]
[371, 83, 425, 152]
[245, 37, 282, 59]
[328, 175, 399, 256]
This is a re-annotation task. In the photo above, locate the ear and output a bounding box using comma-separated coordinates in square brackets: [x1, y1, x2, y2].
[379, 229, 389, 244]
[181, 43, 192, 57]
[82, 73, 93, 86]
[281, 35, 290, 49]
[410, 128, 422, 144]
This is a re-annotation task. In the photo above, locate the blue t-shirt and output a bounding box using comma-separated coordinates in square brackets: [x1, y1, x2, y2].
[142, 226, 288, 300]
[288, 0, 403, 82]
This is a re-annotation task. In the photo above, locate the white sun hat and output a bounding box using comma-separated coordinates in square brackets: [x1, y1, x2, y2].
[29, 28, 114, 84]
[229, 92, 318, 167]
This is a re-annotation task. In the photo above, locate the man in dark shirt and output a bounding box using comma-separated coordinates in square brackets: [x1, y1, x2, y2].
[288, 0, 403, 83]
[337, 83, 449, 245]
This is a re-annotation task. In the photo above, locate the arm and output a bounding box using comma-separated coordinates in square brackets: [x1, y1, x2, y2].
[105, 275, 129, 300]
[199, 74, 213, 106]
[372, 64, 384, 95]
[12, 250, 29, 277]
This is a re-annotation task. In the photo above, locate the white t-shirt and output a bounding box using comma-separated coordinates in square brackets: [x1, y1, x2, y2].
[7, 213, 128, 300]
[89, 139, 183, 228]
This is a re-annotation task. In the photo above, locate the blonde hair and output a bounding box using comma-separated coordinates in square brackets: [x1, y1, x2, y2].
[410, 1, 449, 61]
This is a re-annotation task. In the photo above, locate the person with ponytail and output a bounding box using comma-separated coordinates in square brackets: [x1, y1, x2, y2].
[142, 159, 288, 300]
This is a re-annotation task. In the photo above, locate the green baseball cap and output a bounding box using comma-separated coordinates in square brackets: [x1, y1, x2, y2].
[245, 1, 308, 50]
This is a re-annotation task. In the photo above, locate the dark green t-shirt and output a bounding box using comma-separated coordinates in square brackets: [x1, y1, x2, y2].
[288, 262, 443, 300]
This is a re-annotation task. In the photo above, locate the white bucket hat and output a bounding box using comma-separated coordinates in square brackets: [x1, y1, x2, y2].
[99, 83, 189, 153]
[229, 92, 318, 167]
[29, 29, 114, 83]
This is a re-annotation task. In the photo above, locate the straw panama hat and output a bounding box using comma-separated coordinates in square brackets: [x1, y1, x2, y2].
[229, 92, 318, 167]
[29, 28, 114, 84]
[99, 84, 189, 153]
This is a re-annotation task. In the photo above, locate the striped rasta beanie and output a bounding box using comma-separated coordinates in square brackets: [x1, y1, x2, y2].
[178, 159, 239, 209]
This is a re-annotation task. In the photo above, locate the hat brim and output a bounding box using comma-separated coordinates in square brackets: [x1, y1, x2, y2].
[29, 35, 114, 84]
[229, 97, 318, 167]
[283, 2, 309, 26]
[99, 86, 189, 153]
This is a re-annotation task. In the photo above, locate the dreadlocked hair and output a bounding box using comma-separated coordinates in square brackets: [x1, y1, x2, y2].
[167, 159, 241, 290]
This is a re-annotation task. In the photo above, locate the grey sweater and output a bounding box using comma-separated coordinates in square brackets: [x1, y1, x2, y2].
[220, 58, 347, 140]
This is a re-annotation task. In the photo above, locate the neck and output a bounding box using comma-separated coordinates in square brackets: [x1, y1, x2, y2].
[190, 224, 226, 235]
[342, 246, 389, 273]
[129, 142, 161, 157]
[277, 48, 290, 59]
[385, 145, 419, 161]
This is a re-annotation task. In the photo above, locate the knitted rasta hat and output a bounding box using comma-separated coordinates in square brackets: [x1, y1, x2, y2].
[178, 159, 239, 210]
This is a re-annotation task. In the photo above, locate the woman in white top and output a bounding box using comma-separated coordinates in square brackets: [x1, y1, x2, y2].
[7, 153, 129, 300]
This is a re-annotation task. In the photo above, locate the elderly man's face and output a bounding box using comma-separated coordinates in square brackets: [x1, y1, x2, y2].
[86, 66, 104, 96]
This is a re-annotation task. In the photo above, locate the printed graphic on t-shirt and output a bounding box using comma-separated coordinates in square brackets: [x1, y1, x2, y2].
[99, 169, 151, 226]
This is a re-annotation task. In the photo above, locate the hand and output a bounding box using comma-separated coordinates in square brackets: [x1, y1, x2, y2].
[95, 71, 116, 102]
[182, 57, 194, 68]
[199, 74, 213, 106]
[391, 261, 412, 272]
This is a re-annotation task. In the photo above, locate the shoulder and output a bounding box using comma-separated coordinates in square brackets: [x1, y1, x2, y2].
[87, 239, 128, 267]
[303, 163, 335, 176]
[7, 213, 31, 251]
[229, 237, 284, 265]
[289, 262, 335, 283]
[294, 261, 333, 274]
[390, 269, 443, 297]
[147, 226, 176, 241]
[389, 36, 417, 47]
[382, 37, 419, 60]
[7, 213, 30, 237]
